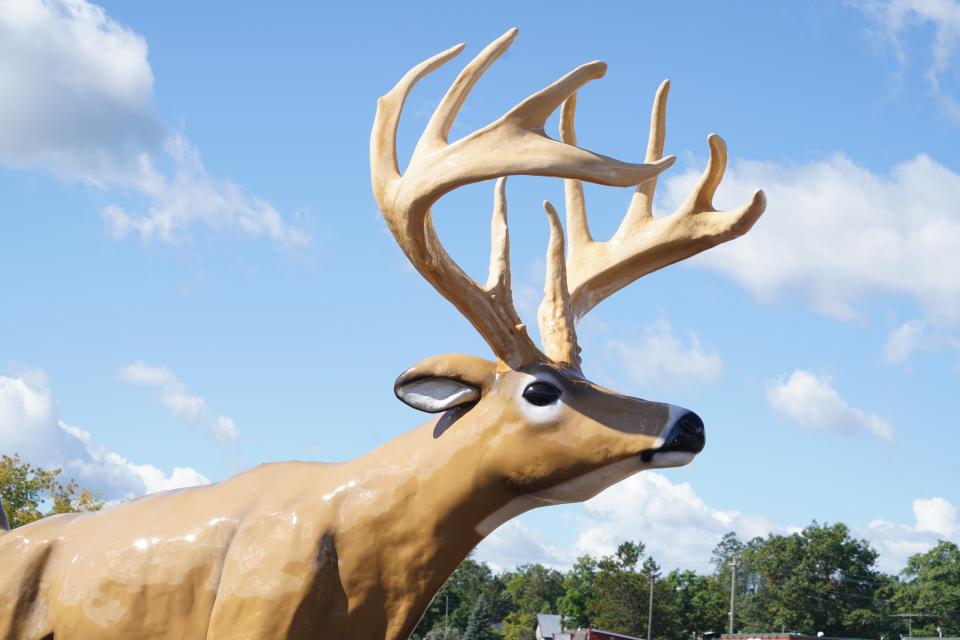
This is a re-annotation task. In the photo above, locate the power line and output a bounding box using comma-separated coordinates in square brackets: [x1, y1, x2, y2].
[889, 613, 937, 637]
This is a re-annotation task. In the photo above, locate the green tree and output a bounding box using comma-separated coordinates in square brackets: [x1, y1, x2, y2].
[463, 594, 499, 640]
[500, 564, 564, 640]
[424, 627, 463, 640]
[0, 453, 102, 528]
[588, 541, 649, 637]
[661, 570, 728, 639]
[712, 531, 751, 613]
[737, 522, 890, 637]
[413, 557, 507, 638]
[895, 540, 960, 636]
[558, 555, 597, 628]
[712, 531, 746, 571]
[640, 555, 681, 640]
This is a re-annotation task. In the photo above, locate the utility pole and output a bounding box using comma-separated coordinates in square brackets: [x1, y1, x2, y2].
[889, 613, 935, 638]
[648, 575, 655, 640]
[445, 595, 449, 634]
[728, 558, 738, 635]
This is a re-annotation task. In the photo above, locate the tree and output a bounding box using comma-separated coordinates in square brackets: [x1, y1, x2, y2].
[558, 555, 598, 628]
[640, 557, 666, 640]
[712, 531, 746, 571]
[413, 557, 508, 639]
[424, 627, 463, 640]
[588, 541, 649, 637]
[712, 531, 751, 613]
[895, 541, 960, 636]
[463, 594, 499, 640]
[500, 564, 565, 640]
[661, 570, 728, 639]
[737, 522, 890, 637]
[0, 453, 102, 528]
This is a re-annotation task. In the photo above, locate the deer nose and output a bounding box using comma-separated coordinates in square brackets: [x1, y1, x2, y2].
[664, 410, 705, 454]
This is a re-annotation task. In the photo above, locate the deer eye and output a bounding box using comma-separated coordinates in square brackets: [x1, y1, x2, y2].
[522, 381, 561, 406]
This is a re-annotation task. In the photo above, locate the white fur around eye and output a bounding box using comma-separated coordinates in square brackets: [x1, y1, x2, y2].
[516, 373, 566, 425]
[396, 378, 478, 413]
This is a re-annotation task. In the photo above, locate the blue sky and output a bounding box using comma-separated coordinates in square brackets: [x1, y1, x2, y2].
[1, 0, 958, 573]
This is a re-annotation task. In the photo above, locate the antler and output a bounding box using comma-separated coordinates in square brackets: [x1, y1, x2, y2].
[558, 83, 767, 323]
[535, 82, 766, 366]
[371, 28, 675, 367]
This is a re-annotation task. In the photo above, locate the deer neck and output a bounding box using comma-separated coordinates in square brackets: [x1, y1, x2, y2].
[344, 408, 534, 626]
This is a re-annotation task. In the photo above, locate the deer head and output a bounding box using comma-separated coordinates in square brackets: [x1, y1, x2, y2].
[371, 28, 765, 505]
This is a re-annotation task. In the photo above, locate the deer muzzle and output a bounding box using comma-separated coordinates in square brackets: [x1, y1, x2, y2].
[641, 409, 705, 463]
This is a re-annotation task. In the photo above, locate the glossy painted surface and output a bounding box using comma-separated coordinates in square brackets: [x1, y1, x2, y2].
[0, 27, 761, 640]
[0, 358, 695, 639]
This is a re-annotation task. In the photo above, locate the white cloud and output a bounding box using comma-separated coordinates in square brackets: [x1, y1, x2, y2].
[475, 471, 787, 572]
[882, 318, 960, 363]
[474, 520, 571, 572]
[476, 471, 960, 573]
[475, 471, 958, 574]
[0, 0, 161, 186]
[573, 472, 785, 571]
[102, 135, 308, 246]
[119, 360, 238, 444]
[855, 0, 960, 120]
[914, 496, 959, 535]
[0, 0, 307, 245]
[883, 319, 927, 362]
[660, 154, 960, 323]
[767, 370, 895, 443]
[861, 496, 960, 572]
[628, 485, 960, 574]
[0, 369, 208, 500]
[607, 315, 722, 390]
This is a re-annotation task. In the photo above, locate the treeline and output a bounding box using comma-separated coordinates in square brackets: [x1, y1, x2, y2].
[413, 526, 960, 640]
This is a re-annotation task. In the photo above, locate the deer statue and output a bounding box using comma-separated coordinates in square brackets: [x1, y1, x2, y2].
[0, 28, 764, 640]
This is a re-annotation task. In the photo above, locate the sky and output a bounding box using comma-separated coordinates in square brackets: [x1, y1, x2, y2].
[0, 0, 958, 575]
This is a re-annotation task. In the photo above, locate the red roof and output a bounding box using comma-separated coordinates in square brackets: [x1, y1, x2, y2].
[582, 629, 644, 640]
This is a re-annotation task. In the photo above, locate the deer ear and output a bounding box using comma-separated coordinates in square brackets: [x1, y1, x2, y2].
[395, 377, 479, 413]
[394, 354, 496, 413]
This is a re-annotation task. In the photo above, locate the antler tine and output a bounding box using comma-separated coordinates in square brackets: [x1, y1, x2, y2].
[621, 79, 670, 233]
[484, 176, 511, 292]
[559, 82, 669, 255]
[559, 95, 591, 253]
[538, 201, 580, 370]
[557, 82, 767, 322]
[419, 28, 518, 149]
[370, 41, 465, 196]
[558, 82, 669, 252]
[676, 133, 767, 241]
[421, 179, 543, 366]
[445, 61, 676, 191]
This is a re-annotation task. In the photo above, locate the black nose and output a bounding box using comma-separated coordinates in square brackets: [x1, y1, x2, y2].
[665, 411, 705, 454]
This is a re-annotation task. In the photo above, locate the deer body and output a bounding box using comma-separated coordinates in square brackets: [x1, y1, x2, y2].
[1, 27, 764, 640]
[0, 364, 689, 639]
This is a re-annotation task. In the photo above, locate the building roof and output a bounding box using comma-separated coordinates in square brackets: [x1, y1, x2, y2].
[720, 634, 873, 640]
[536, 614, 563, 638]
[590, 629, 645, 640]
[532, 613, 645, 640]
